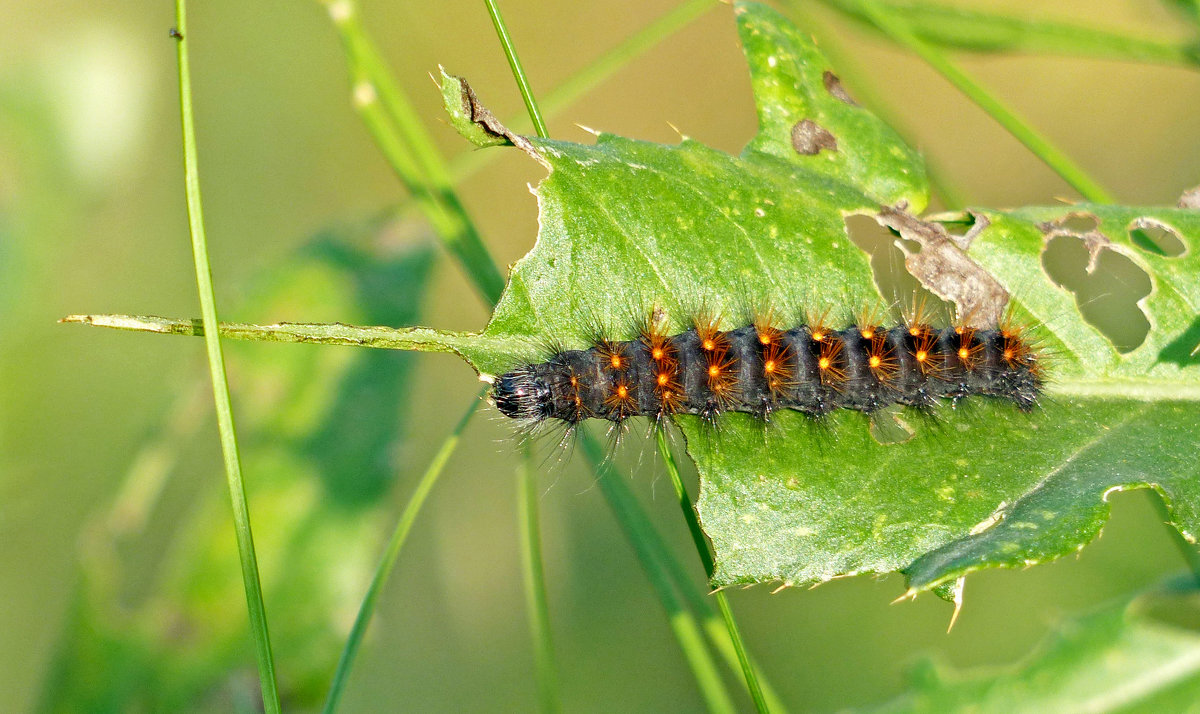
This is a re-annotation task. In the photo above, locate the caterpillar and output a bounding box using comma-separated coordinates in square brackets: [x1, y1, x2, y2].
[491, 308, 1043, 427]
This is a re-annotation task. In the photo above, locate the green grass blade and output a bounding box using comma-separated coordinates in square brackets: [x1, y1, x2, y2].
[484, 0, 550, 138]
[320, 0, 505, 305]
[518, 446, 560, 713]
[322, 394, 483, 713]
[656, 429, 770, 714]
[823, 0, 1200, 66]
[837, 0, 1116, 203]
[579, 433, 737, 714]
[170, 5, 281, 712]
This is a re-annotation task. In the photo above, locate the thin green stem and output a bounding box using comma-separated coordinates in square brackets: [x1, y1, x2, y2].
[579, 433, 737, 714]
[656, 430, 769, 714]
[821, 0, 1200, 66]
[845, 0, 1116, 204]
[322, 394, 484, 713]
[483, 0, 549, 138]
[322, 0, 505, 304]
[518, 445, 560, 713]
[171, 6, 280, 713]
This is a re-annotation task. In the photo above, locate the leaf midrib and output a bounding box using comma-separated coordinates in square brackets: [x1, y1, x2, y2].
[1048, 379, 1200, 400]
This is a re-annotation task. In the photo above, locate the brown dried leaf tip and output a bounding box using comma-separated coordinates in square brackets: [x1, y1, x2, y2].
[876, 206, 1008, 328]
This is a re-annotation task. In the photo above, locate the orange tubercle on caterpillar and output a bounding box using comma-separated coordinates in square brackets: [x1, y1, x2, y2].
[694, 311, 729, 354]
[816, 334, 847, 387]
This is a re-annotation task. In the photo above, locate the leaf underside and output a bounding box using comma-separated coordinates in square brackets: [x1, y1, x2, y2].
[440, 2, 1200, 594]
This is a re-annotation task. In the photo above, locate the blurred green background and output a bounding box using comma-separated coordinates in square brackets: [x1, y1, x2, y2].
[3, 0, 1200, 711]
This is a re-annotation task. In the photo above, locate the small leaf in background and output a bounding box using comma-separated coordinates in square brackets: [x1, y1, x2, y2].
[41, 216, 434, 710]
[862, 578, 1200, 712]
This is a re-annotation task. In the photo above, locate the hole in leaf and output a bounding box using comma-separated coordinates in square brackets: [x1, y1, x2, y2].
[1055, 212, 1099, 234]
[1042, 235, 1152, 352]
[845, 214, 946, 319]
[1128, 218, 1186, 258]
[938, 215, 976, 238]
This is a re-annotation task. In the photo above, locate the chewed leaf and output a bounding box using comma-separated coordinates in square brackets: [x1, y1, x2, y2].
[440, 68, 519, 150]
[985, 205, 1200, 385]
[882, 205, 1200, 593]
[431, 2, 1200, 595]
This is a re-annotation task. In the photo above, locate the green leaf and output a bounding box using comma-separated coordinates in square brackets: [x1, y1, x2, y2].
[892, 205, 1200, 593]
[477, 131, 880, 369]
[436, 3, 1200, 596]
[862, 579, 1200, 713]
[736, 3, 928, 209]
[700, 201, 1200, 592]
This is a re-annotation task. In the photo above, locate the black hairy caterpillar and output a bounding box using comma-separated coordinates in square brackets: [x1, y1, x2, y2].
[491, 308, 1043, 427]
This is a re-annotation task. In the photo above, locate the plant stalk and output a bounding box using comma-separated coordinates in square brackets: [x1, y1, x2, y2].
[519, 445, 560, 713]
[171, 5, 281, 712]
[483, 0, 550, 138]
[323, 395, 483, 713]
[656, 429, 769, 714]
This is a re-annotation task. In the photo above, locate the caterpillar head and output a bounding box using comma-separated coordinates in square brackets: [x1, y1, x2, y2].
[492, 367, 554, 421]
